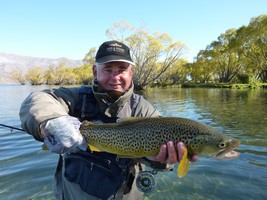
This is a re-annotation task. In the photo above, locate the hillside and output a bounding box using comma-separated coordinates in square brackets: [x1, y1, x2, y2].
[0, 53, 83, 84]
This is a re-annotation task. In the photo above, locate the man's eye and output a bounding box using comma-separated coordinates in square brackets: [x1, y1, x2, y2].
[103, 69, 112, 73]
[118, 69, 126, 73]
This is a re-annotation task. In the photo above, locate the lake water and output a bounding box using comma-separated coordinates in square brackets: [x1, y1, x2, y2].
[0, 85, 266, 200]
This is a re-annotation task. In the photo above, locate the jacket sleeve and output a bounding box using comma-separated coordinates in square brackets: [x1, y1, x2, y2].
[19, 87, 80, 141]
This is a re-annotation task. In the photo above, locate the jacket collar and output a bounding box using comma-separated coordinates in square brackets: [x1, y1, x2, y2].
[92, 79, 134, 117]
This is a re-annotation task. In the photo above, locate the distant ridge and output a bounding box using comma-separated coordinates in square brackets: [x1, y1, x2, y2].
[0, 52, 83, 84]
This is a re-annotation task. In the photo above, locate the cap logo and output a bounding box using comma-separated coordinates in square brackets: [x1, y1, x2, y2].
[106, 43, 125, 54]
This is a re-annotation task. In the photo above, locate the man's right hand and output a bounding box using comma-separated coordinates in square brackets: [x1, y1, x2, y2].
[147, 141, 198, 164]
[40, 116, 87, 154]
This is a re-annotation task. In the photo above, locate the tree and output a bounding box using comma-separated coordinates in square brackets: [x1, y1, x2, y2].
[44, 62, 73, 85]
[235, 15, 267, 82]
[197, 29, 243, 83]
[26, 66, 45, 85]
[63, 67, 80, 85]
[106, 21, 134, 41]
[83, 47, 96, 66]
[189, 56, 215, 83]
[81, 47, 96, 84]
[74, 64, 93, 85]
[105, 21, 187, 89]
[157, 59, 189, 85]
[10, 69, 26, 85]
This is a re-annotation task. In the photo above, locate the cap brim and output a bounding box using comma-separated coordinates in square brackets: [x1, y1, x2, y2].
[96, 56, 135, 66]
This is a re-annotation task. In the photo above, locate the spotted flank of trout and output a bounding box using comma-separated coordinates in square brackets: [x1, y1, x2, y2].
[79, 117, 240, 178]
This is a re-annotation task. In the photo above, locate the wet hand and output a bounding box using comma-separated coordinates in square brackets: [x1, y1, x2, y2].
[40, 116, 87, 154]
[148, 141, 198, 164]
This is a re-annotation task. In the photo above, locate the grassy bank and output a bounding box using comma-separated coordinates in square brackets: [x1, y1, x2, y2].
[181, 83, 267, 89]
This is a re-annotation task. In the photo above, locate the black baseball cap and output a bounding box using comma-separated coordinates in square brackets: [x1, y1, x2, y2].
[95, 40, 135, 65]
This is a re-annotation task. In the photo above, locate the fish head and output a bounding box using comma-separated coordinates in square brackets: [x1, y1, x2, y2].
[188, 134, 241, 159]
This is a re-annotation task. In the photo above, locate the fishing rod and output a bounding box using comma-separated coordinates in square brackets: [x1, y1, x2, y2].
[0, 123, 49, 150]
[0, 123, 25, 132]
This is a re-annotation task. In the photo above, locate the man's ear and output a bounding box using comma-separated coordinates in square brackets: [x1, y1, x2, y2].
[93, 65, 97, 77]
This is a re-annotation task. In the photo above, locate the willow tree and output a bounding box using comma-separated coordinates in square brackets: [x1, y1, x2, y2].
[74, 64, 94, 85]
[189, 55, 215, 83]
[80, 47, 96, 84]
[234, 15, 267, 82]
[83, 47, 96, 66]
[44, 62, 76, 85]
[106, 21, 187, 89]
[26, 66, 45, 85]
[10, 69, 26, 85]
[197, 29, 243, 83]
[157, 58, 189, 85]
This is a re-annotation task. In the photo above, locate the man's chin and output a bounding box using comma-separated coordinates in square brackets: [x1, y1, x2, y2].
[105, 90, 125, 101]
[107, 90, 124, 96]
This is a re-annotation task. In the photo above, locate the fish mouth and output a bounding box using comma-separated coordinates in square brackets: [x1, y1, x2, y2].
[214, 138, 241, 159]
[215, 148, 240, 159]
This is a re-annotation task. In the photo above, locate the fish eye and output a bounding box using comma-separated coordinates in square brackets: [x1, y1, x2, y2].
[218, 142, 226, 148]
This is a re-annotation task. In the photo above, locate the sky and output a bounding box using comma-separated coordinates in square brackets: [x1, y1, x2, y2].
[0, 0, 266, 62]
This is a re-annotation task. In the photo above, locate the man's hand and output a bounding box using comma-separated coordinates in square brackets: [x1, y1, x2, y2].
[148, 141, 198, 164]
[40, 116, 87, 154]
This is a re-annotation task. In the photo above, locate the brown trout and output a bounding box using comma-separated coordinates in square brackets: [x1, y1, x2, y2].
[80, 117, 240, 177]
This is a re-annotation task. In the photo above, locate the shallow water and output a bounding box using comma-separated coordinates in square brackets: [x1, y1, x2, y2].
[0, 85, 266, 200]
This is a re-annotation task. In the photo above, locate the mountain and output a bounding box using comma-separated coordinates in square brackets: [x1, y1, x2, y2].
[0, 52, 83, 84]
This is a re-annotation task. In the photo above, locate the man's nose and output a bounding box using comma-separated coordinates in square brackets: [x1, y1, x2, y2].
[110, 71, 120, 78]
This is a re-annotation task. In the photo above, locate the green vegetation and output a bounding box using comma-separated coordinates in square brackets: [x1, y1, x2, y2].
[189, 15, 267, 86]
[11, 63, 94, 85]
[11, 15, 267, 89]
[182, 83, 267, 89]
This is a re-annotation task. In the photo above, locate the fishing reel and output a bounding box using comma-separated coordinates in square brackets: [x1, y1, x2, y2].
[136, 170, 157, 193]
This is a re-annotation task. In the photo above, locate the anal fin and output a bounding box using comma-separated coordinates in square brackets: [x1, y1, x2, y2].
[177, 148, 191, 178]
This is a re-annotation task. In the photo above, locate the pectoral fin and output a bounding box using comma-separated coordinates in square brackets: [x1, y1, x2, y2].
[177, 148, 191, 178]
[88, 144, 101, 152]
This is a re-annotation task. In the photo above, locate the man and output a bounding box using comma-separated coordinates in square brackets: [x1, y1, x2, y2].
[20, 40, 198, 200]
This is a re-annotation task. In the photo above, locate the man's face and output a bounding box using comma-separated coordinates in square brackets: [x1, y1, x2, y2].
[93, 61, 133, 93]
